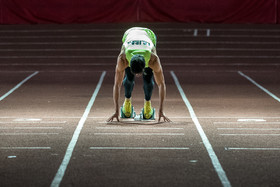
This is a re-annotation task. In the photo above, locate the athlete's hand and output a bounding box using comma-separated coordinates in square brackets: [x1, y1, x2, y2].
[158, 111, 171, 122]
[107, 112, 119, 122]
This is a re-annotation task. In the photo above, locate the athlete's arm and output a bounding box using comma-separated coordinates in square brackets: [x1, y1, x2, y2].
[107, 47, 128, 122]
[150, 51, 171, 122]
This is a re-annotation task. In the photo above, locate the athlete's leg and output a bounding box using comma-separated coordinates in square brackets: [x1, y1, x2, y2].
[143, 67, 154, 101]
[123, 67, 135, 99]
[122, 67, 135, 117]
[143, 68, 154, 119]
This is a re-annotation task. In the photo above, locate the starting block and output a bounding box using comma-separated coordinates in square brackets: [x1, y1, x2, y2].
[120, 106, 136, 119]
[134, 108, 155, 121]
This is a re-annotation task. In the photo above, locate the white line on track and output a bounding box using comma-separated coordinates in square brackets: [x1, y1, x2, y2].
[220, 134, 280, 136]
[193, 29, 198, 36]
[225, 147, 280, 151]
[51, 71, 106, 187]
[207, 29, 211, 37]
[0, 147, 51, 150]
[214, 122, 280, 124]
[95, 127, 184, 130]
[237, 118, 266, 122]
[0, 121, 66, 124]
[218, 128, 280, 131]
[0, 71, 39, 101]
[171, 71, 231, 187]
[0, 127, 63, 129]
[0, 133, 59, 135]
[89, 147, 189, 150]
[238, 71, 280, 102]
[93, 133, 185, 136]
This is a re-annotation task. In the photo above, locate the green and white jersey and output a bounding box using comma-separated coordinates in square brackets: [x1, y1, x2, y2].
[122, 27, 157, 68]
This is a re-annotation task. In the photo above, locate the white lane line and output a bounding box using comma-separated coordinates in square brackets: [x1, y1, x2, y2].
[90, 147, 189, 150]
[93, 133, 184, 136]
[218, 128, 280, 131]
[193, 29, 198, 36]
[225, 147, 280, 151]
[220, 134, 280, 136]
[238, 71, 280, 102]
[0, 147, 51, 150]
[0, 127, 63, 129]
[51, 71, 106, 187]
[207, 29, 211, 37]
[0, 71, 39, 101]
[13, 118, 41, 122]
[0, 121, 67, 124]
[0, 133, 58, 135]
[237, 118, 266, 122]
[96, 127, 184, 130]
[214, 122, 280, 124]
[171, 71, 231, 187]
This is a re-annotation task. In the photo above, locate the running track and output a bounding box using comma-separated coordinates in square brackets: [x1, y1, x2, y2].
[0, 23, 280, 187]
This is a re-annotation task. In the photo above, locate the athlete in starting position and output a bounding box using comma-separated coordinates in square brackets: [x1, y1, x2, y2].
[107, 27, 170, 122]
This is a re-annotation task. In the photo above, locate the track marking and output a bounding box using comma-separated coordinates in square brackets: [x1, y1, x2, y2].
[96, 126, 183, 130]
[237, 118, 266, 122]
[93, 133, 184, 136]
[214, 122, 280, 124]
[0, 147, 51, 150]
[225, 147, 280, 151]
[171, 71, 231, 187]
[0, 121, 67, 124]
[220, 134, 280, 136]
[207, 29, 211, 37]
[51, 71, 106, 187]
[89, 147, 189, 150]
[218, 128, 280, 131]
[7, 156, 17, 158]
[0, 127, 62, 129]
[0, 133, 58, 135]
[193, 29, 198, 36]
[0, 71, 39, 101]
[238, 71, 280, 102]
[13, 118, 41, 122]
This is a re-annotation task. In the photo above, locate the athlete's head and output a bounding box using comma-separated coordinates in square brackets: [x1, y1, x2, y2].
[130, 54, 145, 75]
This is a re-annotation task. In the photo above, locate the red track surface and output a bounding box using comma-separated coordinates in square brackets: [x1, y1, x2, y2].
[0, 23, 280, 187]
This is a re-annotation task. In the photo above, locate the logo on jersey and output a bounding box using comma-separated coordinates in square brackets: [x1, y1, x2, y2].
[127, 40, 151, 46]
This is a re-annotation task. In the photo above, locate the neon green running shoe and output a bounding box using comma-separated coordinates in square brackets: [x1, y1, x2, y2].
[144, 100, 153, 119]
[122, 98, 132, 118]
